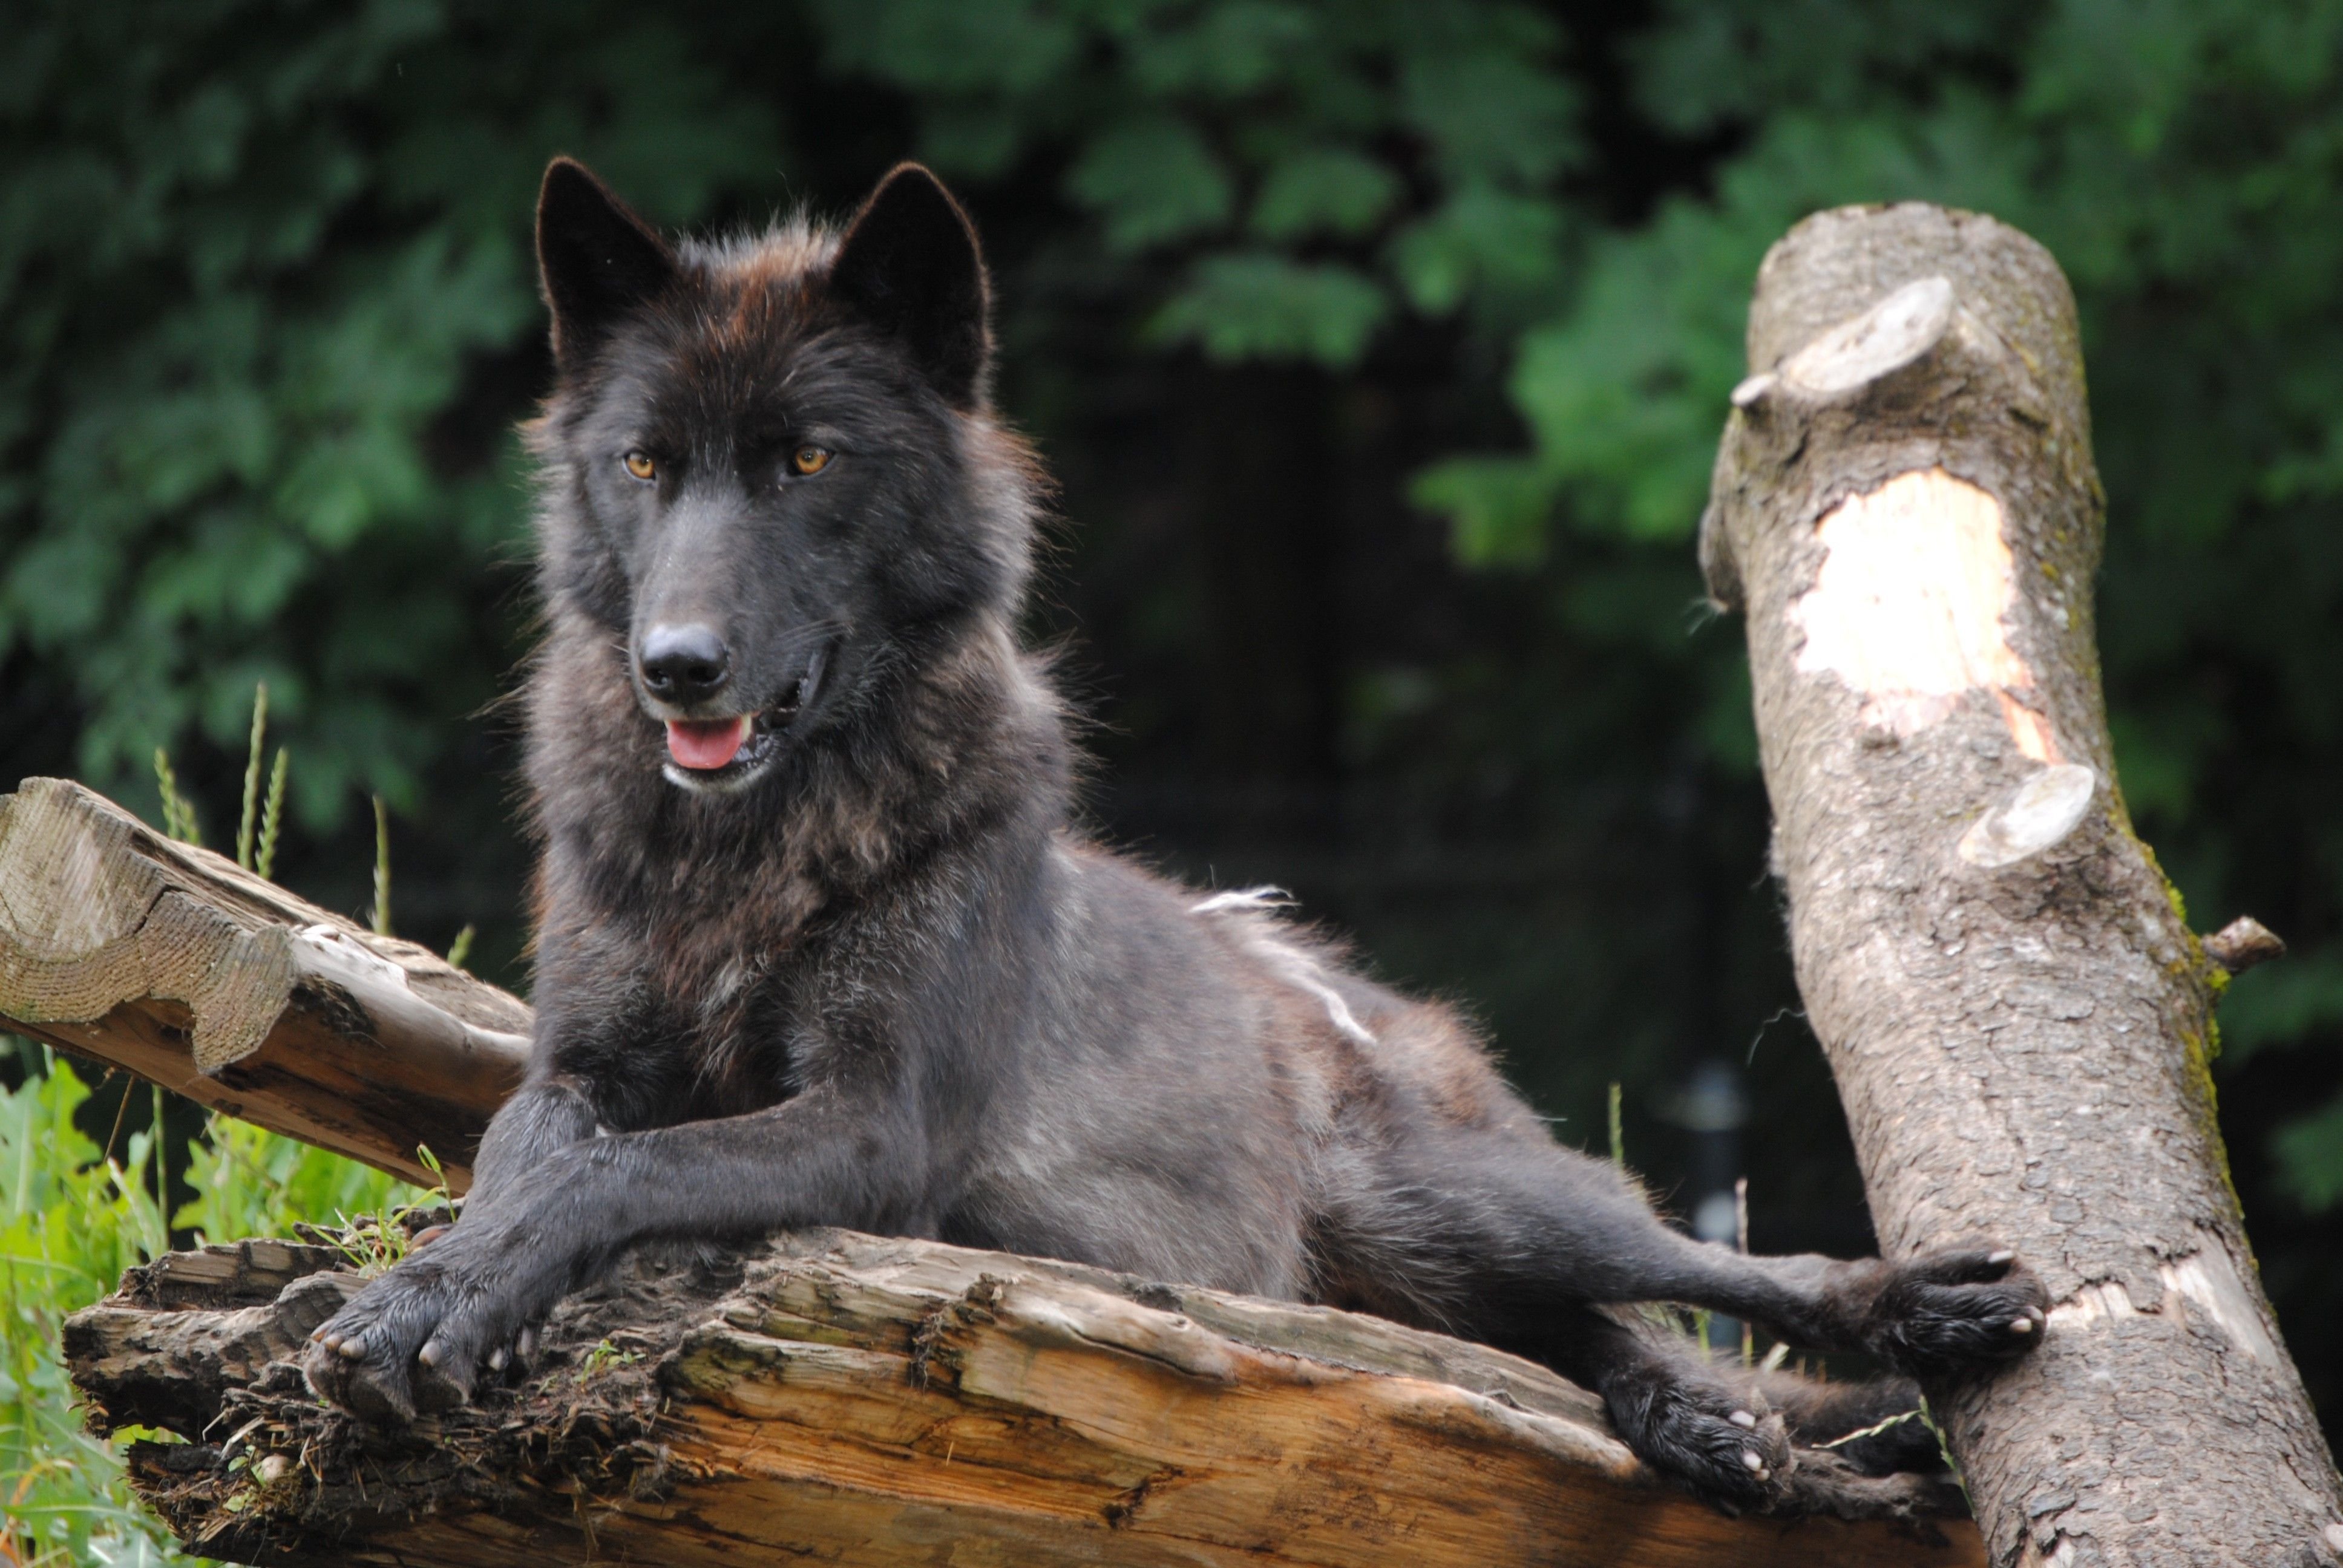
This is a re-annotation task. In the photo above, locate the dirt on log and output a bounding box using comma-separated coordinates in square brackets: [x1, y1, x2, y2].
[0, 777, 528, 1189]
[1701, 203, 2343, 1566]
[66, 1229, 1981, 1568]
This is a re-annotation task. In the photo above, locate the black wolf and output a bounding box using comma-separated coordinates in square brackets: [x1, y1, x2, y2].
[305, 157, 2047, 1510]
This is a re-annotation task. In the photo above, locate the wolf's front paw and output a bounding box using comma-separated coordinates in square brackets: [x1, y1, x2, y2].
[1610, 1377, 1795, 1512]
[303, 1242, 529, 1423]
[1867, 1247, 2048, 1376]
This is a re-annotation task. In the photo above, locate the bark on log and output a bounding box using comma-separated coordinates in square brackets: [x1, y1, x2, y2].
[1702, 203, 2343, 1566]
[0, 776, 528, 1190]
[66, 1231, 1982, 1567]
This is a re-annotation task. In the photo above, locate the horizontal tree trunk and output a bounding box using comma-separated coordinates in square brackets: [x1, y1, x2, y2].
[1702, 204, 2343, 1564]
[0, 777, 528, 1189]
[69, 1230, 1980, 1568]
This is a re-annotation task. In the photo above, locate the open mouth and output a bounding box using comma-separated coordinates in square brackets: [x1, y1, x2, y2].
[659, 649, 827, 791]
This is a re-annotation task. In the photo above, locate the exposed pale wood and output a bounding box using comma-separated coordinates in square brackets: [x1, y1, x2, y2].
[1702, 202, 2343, 1564]
[0, 777, 529, 1189]
[68, 1230, 1982, 1568]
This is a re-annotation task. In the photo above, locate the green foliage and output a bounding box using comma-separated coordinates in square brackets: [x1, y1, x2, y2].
[1150, 253, 1388, 367]
[1069, 117, 1234, 252]
[171, 1111, 413, 1259]
[1249, 149, 1398, 243]
[0, 1054, 173, 1565]
[254, 747, 288, 883]
[0, 1051, 415, 1564]
[150, 750, 198, 847]
[816, 0, 1580, 361]
[2274, 1097, 2343, 1212]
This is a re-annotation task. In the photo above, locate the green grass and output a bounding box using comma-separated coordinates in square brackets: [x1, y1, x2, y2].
[6, 687, 459, 1561]
[0, 1050, 420, 1565]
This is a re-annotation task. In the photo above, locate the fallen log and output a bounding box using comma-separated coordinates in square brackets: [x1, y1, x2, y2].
[1700, 204, 2343, 1562]
[5, 773, 1982, 1564]
[66, 1229, 1979, 1567]
[0, 776, 528, 1189]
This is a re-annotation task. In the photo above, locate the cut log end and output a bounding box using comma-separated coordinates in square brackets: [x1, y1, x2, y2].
[1777, 275, 1955, 399]
[1957, 764, 2097, 869]
[0, 777, 526, 1189]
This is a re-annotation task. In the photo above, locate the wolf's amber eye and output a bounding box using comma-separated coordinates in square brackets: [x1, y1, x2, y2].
[791, 446, 833, 477]
[623, 451, 657, 482]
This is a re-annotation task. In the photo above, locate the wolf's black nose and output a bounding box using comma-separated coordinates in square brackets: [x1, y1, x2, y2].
[638, 624, 731, 702]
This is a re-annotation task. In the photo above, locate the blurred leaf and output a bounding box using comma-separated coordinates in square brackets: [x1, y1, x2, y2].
[813, 0, 1080, 99]
[2274, 1092, 2343, 1211]
[1126, 2, 1320, 98]
[2217, 955, 2343, 1065]
[1411, 455, 1558, 566]
[1389, 184, 1568, 316]
[1400, 34, 1578, 183]
[1068, 117, 1236, 252]
[1152, 253, 1388, 366]
[1251, 147, 1398, 241]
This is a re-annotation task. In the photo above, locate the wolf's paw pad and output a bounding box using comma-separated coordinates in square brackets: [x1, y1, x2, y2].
[1619, 1385, 1794, 1511]
[1870, 1247, 2049, 1376]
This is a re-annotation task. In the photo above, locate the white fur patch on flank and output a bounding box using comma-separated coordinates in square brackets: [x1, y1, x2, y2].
[1191, 887, 1376, 1046]
[1190, 885, 1293, 916]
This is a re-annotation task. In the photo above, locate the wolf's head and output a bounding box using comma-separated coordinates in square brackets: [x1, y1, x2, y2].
[528, 158, 1036, 796]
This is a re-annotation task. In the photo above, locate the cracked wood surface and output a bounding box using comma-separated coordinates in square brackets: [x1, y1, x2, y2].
[1703, 203, 2343, 1566]
[0, 776, 528, 1189]
[67, 1230, 1982, 1568]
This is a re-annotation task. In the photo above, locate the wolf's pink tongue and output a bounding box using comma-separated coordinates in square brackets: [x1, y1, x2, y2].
[666, 717, 751, 770]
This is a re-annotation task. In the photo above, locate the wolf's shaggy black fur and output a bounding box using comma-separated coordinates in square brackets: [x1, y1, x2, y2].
[305, 158, 2048, 1511]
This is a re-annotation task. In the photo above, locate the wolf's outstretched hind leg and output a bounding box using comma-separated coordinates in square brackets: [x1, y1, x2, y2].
[1314, 1117, 2045, 1509]
[1498, 1308, 1961, 1512]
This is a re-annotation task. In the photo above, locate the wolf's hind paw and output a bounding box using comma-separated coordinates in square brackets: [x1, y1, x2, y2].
[1868, 1246, 2049, 1376]
[1612, 1380, 1795, 1512]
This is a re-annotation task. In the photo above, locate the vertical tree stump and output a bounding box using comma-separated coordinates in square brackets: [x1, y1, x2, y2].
[1702, 203, 2343, 1566]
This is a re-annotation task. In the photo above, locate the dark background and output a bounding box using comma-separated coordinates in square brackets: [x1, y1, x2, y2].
[4, 0, 2339, 1436]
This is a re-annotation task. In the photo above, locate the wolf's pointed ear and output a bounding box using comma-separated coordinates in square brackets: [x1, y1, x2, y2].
[537, 158, 678, 370]
[828, 165, 992, 408]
